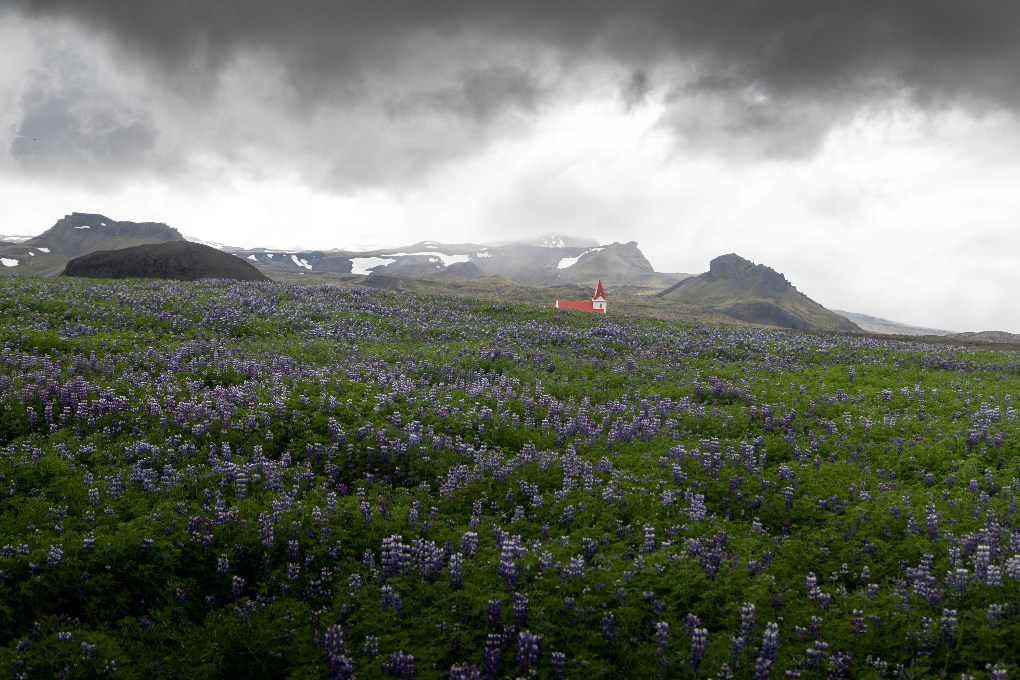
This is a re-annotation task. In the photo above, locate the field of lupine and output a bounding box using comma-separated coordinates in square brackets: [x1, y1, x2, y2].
[1, 277, 1019, 679]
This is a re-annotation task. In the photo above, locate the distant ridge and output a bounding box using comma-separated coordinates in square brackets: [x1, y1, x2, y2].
[234, 239, 686, 291]
[947, 330, 1020, 344]
[833, 310, 953, 336]
[658, 253, 860, 332]
[62, 241, 269, 282]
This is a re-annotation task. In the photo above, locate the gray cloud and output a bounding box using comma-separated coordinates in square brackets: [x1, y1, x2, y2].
[7, 41, 157, 182]
[8, 0, 1020, 182]
[621, 70, 650, 111]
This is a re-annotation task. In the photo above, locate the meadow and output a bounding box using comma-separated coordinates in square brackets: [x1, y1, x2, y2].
[0, 277, 1018, 679]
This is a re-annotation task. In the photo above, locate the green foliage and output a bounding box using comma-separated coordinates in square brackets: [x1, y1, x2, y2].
[0, 278, 1018, 678]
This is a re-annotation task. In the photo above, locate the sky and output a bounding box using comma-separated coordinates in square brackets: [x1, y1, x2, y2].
[2, 1, 1020, 332]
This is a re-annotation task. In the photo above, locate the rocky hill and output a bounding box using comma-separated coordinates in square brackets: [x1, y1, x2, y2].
[658, 253, 860, 332]
[26, 213, 184, 256]
[62, 241, 269, 282]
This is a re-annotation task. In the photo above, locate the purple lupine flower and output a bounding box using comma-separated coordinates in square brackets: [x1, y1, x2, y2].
[347, 573, 362, 597]
[448, 663, 480, 680]
[449, 552, 464, 591]
[654, 621, 669, 671]
[988, 663, 1008, 680]
[563, 555, 585, 579]
[939, 609, 958, 644]
[81, 532, 95, 557]
[805, 640, 828, 669]
[410, 538, 444, 581]
[380, 585, 402, 612]
[850, 610, 867, 638]
[740, 601, 756, 641]
[729, 634, 747, 668]
[925, 503, 939, 540]
[497, 538, 520, 590]
[690, 627, 708, 674]
[517, 631, 540, 675]
[511, 592, 529, 630]
[382, 651, 415, 679]
[322, 625, 354, 680]
[487, 599, 502, 631]
[230, 575, 244, 599]
[482, 633, 501, 680]
[602, 611, 618, 642]
[550, 651, 566, 679]
[47, 545, 63, 568]
[460, 532, 478, 559]
[641, 525, 656, 553]
[759, 622, 779, 661]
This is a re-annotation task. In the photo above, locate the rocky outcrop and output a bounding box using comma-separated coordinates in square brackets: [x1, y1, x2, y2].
[659, 253, 860, 332]
[62, 241, 269, 282]
[27, 213, 185, 256]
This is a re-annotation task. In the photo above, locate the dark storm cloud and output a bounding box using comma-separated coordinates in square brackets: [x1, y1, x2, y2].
[388, 67, 541, 123]
[18, 1, 1020, 104]
[10, 0, 1020, 176]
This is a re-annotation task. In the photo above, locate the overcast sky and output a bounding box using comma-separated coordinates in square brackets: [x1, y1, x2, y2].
[3, 1, 1020, 332]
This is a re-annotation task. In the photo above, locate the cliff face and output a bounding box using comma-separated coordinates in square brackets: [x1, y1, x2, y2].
[62, 241, 269, 282]
[27, 213, 184, 257]
[658, 253, 860, 332]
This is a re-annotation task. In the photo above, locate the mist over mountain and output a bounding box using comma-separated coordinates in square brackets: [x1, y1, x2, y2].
[833, 310, 954, 336]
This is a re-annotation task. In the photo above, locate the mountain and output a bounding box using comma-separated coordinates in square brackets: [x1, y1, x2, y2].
[657, 253, 860, 332]
[26, 213, 184, 256]
[5, 212, 877, 333]
[232, 240, 687, 291]
[833, 310, 953, 336]
[62, 242, 269, 282]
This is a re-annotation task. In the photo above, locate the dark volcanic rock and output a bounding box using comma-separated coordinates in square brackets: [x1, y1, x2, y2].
[27, 213, 185, 256]
[62, 242, 270, 282]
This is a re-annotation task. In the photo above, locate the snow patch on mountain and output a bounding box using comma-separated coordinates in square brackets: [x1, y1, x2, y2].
[1, 258, 19, 267]
[290, 254, 312, 270]
[557, 247, 604, 269]
[351, 257, 396, 275]
[388, 251, 470, 267]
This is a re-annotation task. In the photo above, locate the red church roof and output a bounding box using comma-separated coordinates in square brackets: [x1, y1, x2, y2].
[592, 280, 606, 301]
